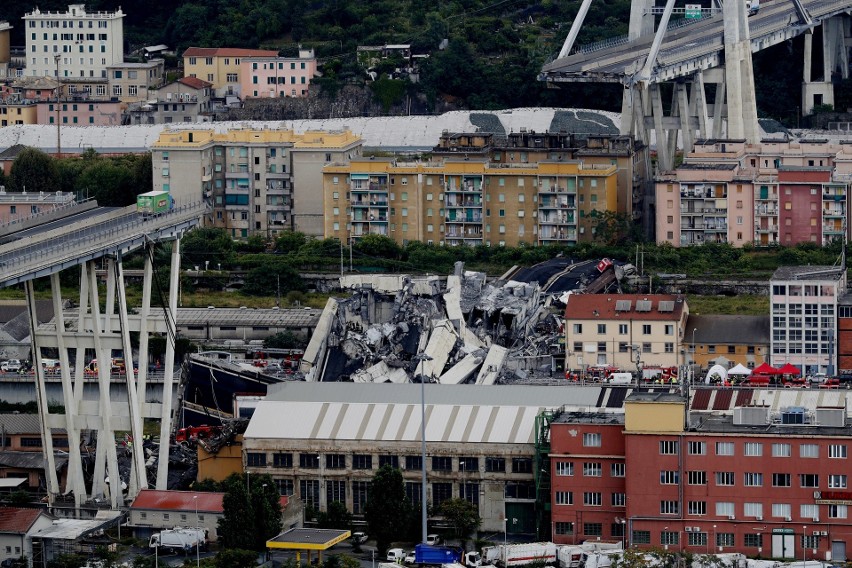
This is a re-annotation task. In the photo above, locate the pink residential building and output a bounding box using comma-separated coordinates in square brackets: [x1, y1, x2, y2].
[36, 98, 123, 126]
[240, 48, 317, 99]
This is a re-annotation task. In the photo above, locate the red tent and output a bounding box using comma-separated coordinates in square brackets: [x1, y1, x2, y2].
[777, 363, 802, 375]
[752, 362, 781, 375]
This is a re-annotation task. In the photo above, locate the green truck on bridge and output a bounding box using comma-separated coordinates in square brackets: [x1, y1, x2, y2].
[137, 191, 174, 216]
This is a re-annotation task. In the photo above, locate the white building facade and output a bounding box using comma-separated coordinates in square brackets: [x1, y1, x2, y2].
[769, 265, 845, 375]
[24, 4, 125, 79]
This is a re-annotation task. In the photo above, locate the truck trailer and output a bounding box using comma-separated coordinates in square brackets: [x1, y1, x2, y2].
[149, 527, 206, 552]
[415, 544, 481, 568]
[481, 543, 557, 568]
[137, 191, 174, 216]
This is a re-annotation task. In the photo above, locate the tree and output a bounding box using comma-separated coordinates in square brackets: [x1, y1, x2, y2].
[180, 227, 235, 269]
[354, 234, 403, 260]
[365, 465, 410, 554]
[275, 231, 307, 254]
[75, 158, 137, 206]
[438, 498, 481, 546]
[242, 263, 305, 296]
[218, 474, 256, 549]
[250, 474, 283, 550]
[317, 500, 352, 529]
[214, 548, 260, 568]
[8, 148, 59, 194]
[264, 331, 306, 350]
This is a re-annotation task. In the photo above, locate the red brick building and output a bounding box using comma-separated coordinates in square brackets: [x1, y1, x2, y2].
[777, 167, 833, 246]
[550, 392, 852, 561]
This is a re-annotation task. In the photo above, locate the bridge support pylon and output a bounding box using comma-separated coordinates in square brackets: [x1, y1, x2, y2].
[802, 14, 850, 115]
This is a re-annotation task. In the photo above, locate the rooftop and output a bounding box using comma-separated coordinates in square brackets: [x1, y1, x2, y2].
[183, 47, 279, 58]
[0, 507, 47, 534]
[771, 265, 845, 281]
[176, 77, 212, 90]
[130, 489, 224, 513]
[553, 411, 625, 425]
[687, 315, 770, 345]
[625, 391, 686, 403]
[565, 293, 686, 321]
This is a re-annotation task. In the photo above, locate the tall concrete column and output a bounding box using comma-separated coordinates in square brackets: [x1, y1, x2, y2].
[722, 0, 759, 141]
[156, 238, 181, 489]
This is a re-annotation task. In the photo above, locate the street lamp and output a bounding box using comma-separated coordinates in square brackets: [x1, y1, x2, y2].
[194, 495, 200, 568]
[692, 328, 698, 383]
[503, 518, 508, 546]
[54, 54, 61, 157]
[616, 518, 626, 550]
[710, 525, 716, 555]
[803, 526, 807, 568]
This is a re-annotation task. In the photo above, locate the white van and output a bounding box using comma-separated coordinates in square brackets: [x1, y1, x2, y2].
[387, 549, 406, 563]
[607, 372, 633, 385]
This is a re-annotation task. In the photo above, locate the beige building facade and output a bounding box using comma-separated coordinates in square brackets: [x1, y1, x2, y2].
[322, 158, 619, 247]
[183, 47, 278, 98]
[151, 128, 363, 239]
[106, 59, 165, 103]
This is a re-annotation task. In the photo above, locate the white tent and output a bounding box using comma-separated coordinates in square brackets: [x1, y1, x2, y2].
[728, 363, 752, 376]
[705, 364, 728, 384]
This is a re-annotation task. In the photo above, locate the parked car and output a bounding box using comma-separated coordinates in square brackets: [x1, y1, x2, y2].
[387, 548, 406, 563]
[404, 551, 416, 564]
[1, 359, 21, 373]
[426, 534, 442, 546]
[352, 532, 368, 545]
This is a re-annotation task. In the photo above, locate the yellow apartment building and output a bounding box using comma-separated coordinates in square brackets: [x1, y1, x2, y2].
[182, 47, 279, 98]
[322, 158, 618, 247]
[151, 127, 363, 238]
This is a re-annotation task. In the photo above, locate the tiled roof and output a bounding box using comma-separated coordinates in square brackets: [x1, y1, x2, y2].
[771, 265, 844, 281]
[0, 507, 46, 534]
[565, 293, 686, 321]
[182, 47, 278, 58]
[0, 414, 41, 435]
[130, 489, 224, 513]
[177, 77, 212, 90]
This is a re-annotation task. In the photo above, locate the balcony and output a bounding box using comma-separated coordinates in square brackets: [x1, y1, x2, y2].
[445, 199, 482, 208]
[352, 199, 388, 207]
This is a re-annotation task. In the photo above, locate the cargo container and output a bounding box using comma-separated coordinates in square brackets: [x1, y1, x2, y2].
[137, 191, 173, 216]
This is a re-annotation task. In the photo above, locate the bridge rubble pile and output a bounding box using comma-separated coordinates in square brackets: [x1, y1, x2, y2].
[300, 261, 567, 384]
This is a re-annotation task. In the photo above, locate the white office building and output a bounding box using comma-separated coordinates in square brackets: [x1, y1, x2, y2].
[24, 4, 124, 80]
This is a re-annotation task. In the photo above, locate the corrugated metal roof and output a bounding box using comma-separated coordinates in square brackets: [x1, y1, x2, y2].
[0, 451, 68, 471]
[31, 512, 121, 540]
[130, 489, 224, 513]
[247, 399, 550, 445]
[0, 414, 41, 434]
[0, 507, 47, 534]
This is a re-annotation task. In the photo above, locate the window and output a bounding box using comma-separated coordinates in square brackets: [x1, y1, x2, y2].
[772, 503, 792, 519]
[830, 445, 847, 458]
[327, 480, 346, 505]
[744, 472, 763, 487]
[379, 455, 399, 469]
[799, 474, 819, 488]
[583, 463, 602, 477]
[612, 493, 626, 507]
[716, 442, 734, 456]
[583, 492, 602, 506]
[583, 433, 601, 447]
[485, 457, 505, 473]
[661, 531, 679, 546]
[687, 471, 707, 485]
[660, 501, 679, 515]
[688, 501, 707, 516]
[300, 479, 320, 510]
[299, 453, 319, 469]
[273, 453, 292, 468]
[801, 504, 819, 520]
[689, 532, 708, 547]
[717, 533, 734, 547]
[716, 472, 735, 486]
[584, 523, 603, 537]
[555, 522, 574, 535]
[512, 457, 533, 474]
[555, 491, 573, 505]
[660, 471, 679, 484]
[459, 457, 479, 472]
[433, 482, 453, 508]
[611, 463, 625, 477]
[432, 456, 452, 471]
[744, 533, 763, 548]
[597, 324, 606, 334]
[715, 502, 734, 517]
[659, 440, 679, 455]
[829, 474, 847, 488]
[352, 481, 370, 514]
[772, 473, 791, 487]
[326, 454, 346, 469]
[688, 441, 706, 455]
[353, 454, 373, 470]
[573, 324, 583, 334]
[800, 444, 819, 458]
[744, 502, 763, 518]
[405, 455, 422, 470]
[829, 504, 848, 519]
[642, 324, 651, 335]
[276, 479, 294, 495]
[633, 531, 651, 545]
[772, 443, 791, 457]
[247, 452, 266, 467]
[744, 442, 763, 456]
[556, 462, 574, 476]
[405, 482, 422, 505]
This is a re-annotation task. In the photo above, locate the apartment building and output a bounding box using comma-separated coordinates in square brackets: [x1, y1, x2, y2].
[106, 59, 165, 103]
[685, 314, 770, 369]
[240, 49, 318, 99]
[24, 4, 125, 79]
[183, 47, 279, 98]
[562, 294, 689, 372]
[656, 140, 852, 247]
[769, 265, 845, 376]
[37, 98, 122, 126]
[151, 127, 362, 238]
[550, 392, 852, 562]
[322, 157, 618, 247]
[127, 77, 213, 125]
